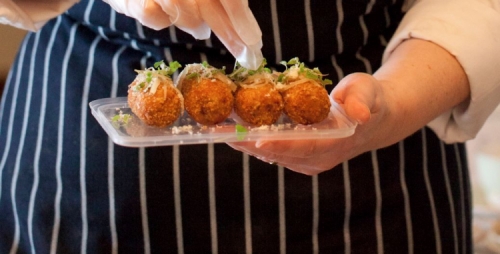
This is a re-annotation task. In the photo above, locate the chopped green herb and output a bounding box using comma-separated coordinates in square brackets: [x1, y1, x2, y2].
[277, 73, 285, 83]
[168, 61, 182, 75]
[154, 60, 164, 69]
[279, 57, 333, 86]
[322, 78, 333, 85]
[305, 70, 319, 80]
[111, 112, 131, 125]
[229, 58, 271, 82]
[287, 57, 300, 66]
[186, 72, 200, 79]
[235, 124, 248, 141]
[134, 82, 146, 91]
[146, 72, 153, 83]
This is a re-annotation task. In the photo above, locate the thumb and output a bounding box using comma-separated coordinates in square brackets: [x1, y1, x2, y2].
[332, 73, 379, 125]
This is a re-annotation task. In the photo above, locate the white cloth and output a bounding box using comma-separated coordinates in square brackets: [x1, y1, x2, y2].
[2, 0, 500, 142]
[383, 0, 500, 143]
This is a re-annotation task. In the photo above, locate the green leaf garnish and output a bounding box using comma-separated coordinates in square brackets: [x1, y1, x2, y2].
[154, 60, 164, 69]
[134, 82, 146, 91]
[168, 61, 182, 75]
[322, 79, 333, 85]
[277, 73, 285, 83]
[287, 57, 300, 65]
[235, 124, 248, 141]
[111, 112, 131, 125]
[186, 72, 200, 79]
[279, 60, 288, 69]
[146, 72, 153, 83]
[279, 57, 333, 86]
[229, 58, 271, 82]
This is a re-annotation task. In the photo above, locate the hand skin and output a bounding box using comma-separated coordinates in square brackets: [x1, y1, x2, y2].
[227, 38, 470, 175]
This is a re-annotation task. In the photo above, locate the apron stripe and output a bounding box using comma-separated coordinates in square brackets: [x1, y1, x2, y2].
[342, 161, 352, 254]
[270, 0, 282, 64]
[440, 141, 459, 254]
[399, 140, 414, 254]
[80, 35, 102, 254]
[335, 0, 344, 54]
[173, 145, 184, 254]
[454, 143, 467, 254]
[0, 33, 32, 207]
[304, 0, 315, 62]
[10, 30, 42, 254]
[37, 16, 63, 254]
[278, 166, 286, 254]
[371, 150, 384, 254]
[312, 175, 319, 254]
[243, 153, 252, 254]
[422, 128, 442, 254]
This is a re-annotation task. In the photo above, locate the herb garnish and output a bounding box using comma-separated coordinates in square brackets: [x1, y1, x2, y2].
[111, 111, 131, 126]
[229, 58, 271, 82]
[235, 124, 248, 141]
[185, 61, 226, 80]
[279, 57, 332, 86]
[131, 60, 181, 92]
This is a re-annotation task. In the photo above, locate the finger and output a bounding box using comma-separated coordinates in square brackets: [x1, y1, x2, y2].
[226, 141, 254, 152]
[227, 142, 336, 175]
[105, 0, 172, 30]
[196, 0, 263, 69]
[332, 73, 378, 124]
[255, 138, 338, 158]
[255, 152, 331, 175]
[219, 0, 262, 45]
[155, 0, 211, 39]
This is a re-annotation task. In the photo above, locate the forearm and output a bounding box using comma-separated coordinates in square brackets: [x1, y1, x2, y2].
[371, 38, 470, 148]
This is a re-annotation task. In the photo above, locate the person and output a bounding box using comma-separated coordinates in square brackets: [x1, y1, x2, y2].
[1, 0, 500, 253]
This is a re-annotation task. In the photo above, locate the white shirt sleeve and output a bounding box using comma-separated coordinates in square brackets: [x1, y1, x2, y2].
[383, 0, 500, 143]
[0, 0, 79, 31]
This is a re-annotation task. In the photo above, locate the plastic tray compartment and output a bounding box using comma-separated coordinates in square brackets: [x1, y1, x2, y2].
[90, 97, 357, 147]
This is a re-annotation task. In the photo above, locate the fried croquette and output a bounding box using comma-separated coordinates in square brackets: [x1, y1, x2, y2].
[234, 82, 284, 126]
[177, 63, 236, 125]
[277, 57, 333, 124]
[229, 60, 284, 126]
[281, 81, 331, 125]
[127, 61, 183, 127]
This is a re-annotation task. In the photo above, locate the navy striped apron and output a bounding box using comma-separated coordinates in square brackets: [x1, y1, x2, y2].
[0, 0, 472, 253]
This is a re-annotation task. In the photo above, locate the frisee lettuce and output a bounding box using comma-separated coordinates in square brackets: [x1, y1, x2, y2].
[229, 58, 271, 82]
[279, 57, 332, 86]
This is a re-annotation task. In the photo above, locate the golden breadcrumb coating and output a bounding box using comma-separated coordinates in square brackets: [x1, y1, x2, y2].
[181, 77, 234, 125]
[234, 83, 284, 126]
[127, 80, 183, 127]
[281, 80, 331, 125]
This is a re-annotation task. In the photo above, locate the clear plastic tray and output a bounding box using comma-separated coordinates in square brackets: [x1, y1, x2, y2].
[90, 97, 357, 147]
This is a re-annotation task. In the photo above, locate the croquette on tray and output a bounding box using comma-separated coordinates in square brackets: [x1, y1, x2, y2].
[229, 59, 284, 126]
[276, 57, 333, 125]
[176, 62, 237, 125]
[127, 61, 183, 127]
